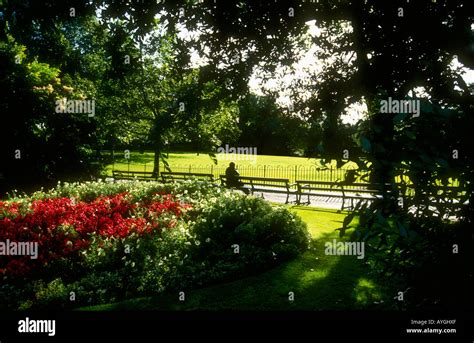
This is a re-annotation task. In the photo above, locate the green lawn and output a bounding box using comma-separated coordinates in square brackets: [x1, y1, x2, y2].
[107, 151, 331, 168]
[104, 151, 357, 183]
[104, 150, 459, 187]
[79, 205, 397, 311]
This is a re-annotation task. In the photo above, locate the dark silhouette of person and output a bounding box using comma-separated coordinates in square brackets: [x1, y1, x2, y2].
[225, 162, 249, 194]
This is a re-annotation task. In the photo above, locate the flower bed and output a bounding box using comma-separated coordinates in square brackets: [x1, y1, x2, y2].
[0, 192, 186, 277]
[0, 180, 310, 309]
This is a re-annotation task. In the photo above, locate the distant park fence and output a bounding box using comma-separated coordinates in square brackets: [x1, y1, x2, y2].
[171, 164, 352, 183]
[110, 163, 352, 184]
[100, 150, 355, 183]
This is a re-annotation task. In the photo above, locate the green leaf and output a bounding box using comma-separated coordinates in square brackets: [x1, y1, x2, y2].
[420, 101, 433, 113]
[393, 113, 407, 123]
[397, 221, 407, 237]
[336, 159, 345, 168]
[361, 137, 371, 152]
[208, 152, 218, 164]
[343, 212, 355, 228]
[405, 131, 416, 139]
[336, 226, 346, 238]
[376, 211, 387, 225]
[436, 158, 449, 168]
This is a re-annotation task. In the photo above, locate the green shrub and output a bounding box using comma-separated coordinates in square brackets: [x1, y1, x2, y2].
[2, 180, 310, 309]
[178, 194, 310, 287]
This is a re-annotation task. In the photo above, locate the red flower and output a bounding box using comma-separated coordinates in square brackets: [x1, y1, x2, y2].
[0, 192, 191, 277]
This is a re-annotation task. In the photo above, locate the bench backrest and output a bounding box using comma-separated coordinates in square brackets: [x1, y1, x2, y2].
[295, 180, 343, 192]
[220, 175, 290, 188]
[404, 184, 466, 203]
[113, 170, 157, 180]
[339, 182, 389, 193]
[161, 172, 214, 182]
[295, 180, 392, 194]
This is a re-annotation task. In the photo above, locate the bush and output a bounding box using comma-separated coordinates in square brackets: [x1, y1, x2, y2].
[178, 195, 310, 287]
[0, 180, 310, 309]
[350, 204, 474, 309]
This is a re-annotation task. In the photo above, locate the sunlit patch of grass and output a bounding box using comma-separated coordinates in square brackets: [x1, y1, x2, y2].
[78, 205, 397, 311]
[353, 277, 384, 307]
[103, 151, 358, 183]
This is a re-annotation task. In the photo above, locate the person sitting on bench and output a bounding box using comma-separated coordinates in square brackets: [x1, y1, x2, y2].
[225, 162, 249, 195]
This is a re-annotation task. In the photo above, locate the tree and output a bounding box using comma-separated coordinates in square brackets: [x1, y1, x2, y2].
[90, 0, 473, 307]
[0, 20, 102, 192]
[237, 93, 306, 155]
[97, 21, 241, 174]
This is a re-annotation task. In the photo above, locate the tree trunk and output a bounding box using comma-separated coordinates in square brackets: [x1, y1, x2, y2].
[153, 146, 160, 177]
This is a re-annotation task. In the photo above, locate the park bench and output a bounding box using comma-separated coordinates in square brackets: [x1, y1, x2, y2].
[295, 181, 393, 210]
[113, 170, 158, 181]
[161, 172, 214, 183]
[295, 180, 346, 207]
[404, 184, 467, 216]
[219, 175, 296, 204]
[338, 182, 395, 210]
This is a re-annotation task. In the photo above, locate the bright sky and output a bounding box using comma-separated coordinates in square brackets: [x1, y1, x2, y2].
[97, 6, 473, 126]
[248, 20, 474, 125]
[167, 15, 474, 125]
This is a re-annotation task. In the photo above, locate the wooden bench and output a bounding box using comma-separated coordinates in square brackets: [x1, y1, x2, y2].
[161, 172, 214, 183]
[338, 182, 394, 210]
[220, 175, 296, 204]
[295, 181, 392, 210]
[295, 180, 345, 207]
[404, 184, 467, 216]
[113, 170, 158, 181]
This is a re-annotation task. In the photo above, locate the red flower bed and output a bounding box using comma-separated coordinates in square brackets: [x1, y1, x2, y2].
[0, 193, 189, 276]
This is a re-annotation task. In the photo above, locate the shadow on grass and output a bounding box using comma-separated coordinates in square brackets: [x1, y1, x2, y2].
[79, 228, 398, 311]
[288, 205, 347, 214]
[112, 152, 214, 166]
